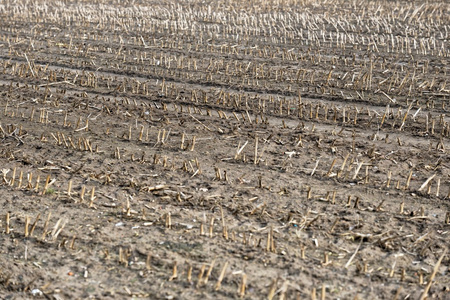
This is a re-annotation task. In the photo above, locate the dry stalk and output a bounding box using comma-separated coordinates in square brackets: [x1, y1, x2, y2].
[311, 159, 319, 176]
[5, 213, 10, 234]
[279, 280, 289, 300]
[51, 218, 67, 241]
[204, 259, 215, 284]
[235, 140, 248, 159]
[10, 167, 16, 186]
[166, 213, 172, 229]
[254, 136, 258, 164]
[215, 261, 229, 291]
[41, 212, 51, 240]
[345, 239, 363, 269]
[197, 264, 206, 288]
[69, 235, 76, 250]
[190, 136, 196, 151]
[419, 248, 447, 300]
[89, 187, 96, 207]
[239, 273, 247, 298]
[187, 264, 192, 283]
[67, 180, 72, 197]
[209, 216, 214, 237]
[42, 175, 51, 195]
[146, 253, 151, 270]
[267, 279, 277, 300]
[353, 162, 364, 180]
[418, 174, 436, 192]
[24, 216, 30, 237]
[80, 185, 86, 202]
[29, 213, 40, 236]
[326, 158, 337, 177]
[169, 261, 177, 281]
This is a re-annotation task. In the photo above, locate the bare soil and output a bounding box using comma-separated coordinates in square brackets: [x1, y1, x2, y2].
[0, 0, 449, 299]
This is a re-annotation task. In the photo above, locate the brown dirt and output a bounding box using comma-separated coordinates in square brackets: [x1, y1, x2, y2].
[0, 0, 449, 299]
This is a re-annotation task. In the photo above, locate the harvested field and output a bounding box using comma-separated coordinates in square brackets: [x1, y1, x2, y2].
[0, 0, 449, 299]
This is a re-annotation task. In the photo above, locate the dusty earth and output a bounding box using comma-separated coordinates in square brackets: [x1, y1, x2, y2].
[0, 0, 449, 299]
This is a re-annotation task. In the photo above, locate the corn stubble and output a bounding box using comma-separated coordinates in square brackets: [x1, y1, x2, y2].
[0, 0, 449, 299]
